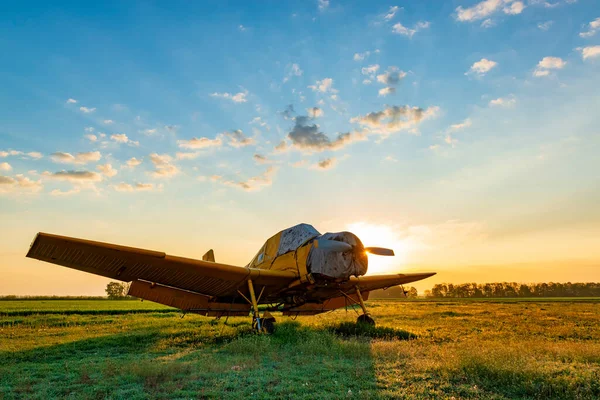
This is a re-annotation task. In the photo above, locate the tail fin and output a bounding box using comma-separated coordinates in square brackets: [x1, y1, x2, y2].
[202, 249, 215, 262]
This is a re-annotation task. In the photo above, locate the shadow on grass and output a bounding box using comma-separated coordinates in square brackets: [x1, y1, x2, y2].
[0, 330, 164, 364]
[325, 321, 417, 340]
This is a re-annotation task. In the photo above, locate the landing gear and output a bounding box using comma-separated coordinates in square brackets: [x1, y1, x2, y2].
[355, 286, 376, 327]
[244, 279, 276, 334]
[261, 316, 276, 334]
[356, 314, 375, 326]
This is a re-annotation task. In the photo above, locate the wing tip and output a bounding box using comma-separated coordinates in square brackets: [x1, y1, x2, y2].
[26, 232, 43, 258]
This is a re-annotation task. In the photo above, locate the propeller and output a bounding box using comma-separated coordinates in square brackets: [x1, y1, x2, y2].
[313, 240, 394, 256]
[313, 239, 353, 252]
[364, 247, 395, 256]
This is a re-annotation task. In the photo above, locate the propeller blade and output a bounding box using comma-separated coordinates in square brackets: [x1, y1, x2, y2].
[314, 239, 353, 252]
[364, 247, 395, 256]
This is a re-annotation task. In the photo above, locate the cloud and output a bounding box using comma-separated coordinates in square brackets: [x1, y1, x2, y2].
[537, 20, 553, 31]
[214, 166, 278, 192]
[307, 107, 324, 118]
[210, 90, 248, 103]
[97, 163, 118, 177]
[149, 153, 179, 178]
[579, 46, 600, 60]
[376, 67, 407, 85]
[280, 104, 295, 119]
[318, 0, 329, 11]
[275, 141, 288, 152]
[308, 78, 336, 93]
[283, 63, 303, 82]
[0, 162, 11, 171]
[141, 128, 157, 135]
[579, 17, 600, 38]
[384, 6, 400, 21]
[392, 21, 430, 38]
[103, 119, 114, 125]
[113, 182, 158, 192]
[455, 0, 525, 22]
[466, 58, 497, 76]
[354, 51, 371, 61]
[384, 155, 398, 162]
[444, 134, 459, 147]
[126, 157, 142, 167]
[238, 24, 246, 32]
[253, 154, 274, 165]
[504, 1, 525, 14]
[311, 157, 337, 170]
[176, 152, 201, 160]
[109, 133, 139, 146]
[66, 98, 77, 104]
[350, 105, 439, 136]
[448, 118, 472, 132]
[533, 56, 566, 77]
[110, 134, 128, 143]
[50, 151, 102, 165]
[489, 96, 516, 107]
[164, 125, 179, 133]
[0, 176, 15, 185]
[50, 188, 81, 196]
[177, 136, 223, 150]
[43, 170, 103, 182]
[528, 0, 577, 8]
[361, 64, 380, 76]
[480, 18, 495, 28]
[250, 117, 268, 128]
[378, 87, 396, 97]
[79, 106, 96, 113]
[286, 116, 366, 152]
[0, 150, 22, 157]
[0, 174, 43, 194]
[0, 150, 42, 159]
[363, 79, 372, 85]
[225, 130, 255, 148]
[84, 134, 97, 142]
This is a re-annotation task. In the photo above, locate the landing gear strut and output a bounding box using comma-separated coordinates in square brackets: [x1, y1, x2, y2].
[355, 286, 375, 327]
[245, 279, 276, 334]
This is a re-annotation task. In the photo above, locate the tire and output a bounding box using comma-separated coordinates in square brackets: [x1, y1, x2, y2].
[262, 317, 276, 334]
[357, 314, 375, 327]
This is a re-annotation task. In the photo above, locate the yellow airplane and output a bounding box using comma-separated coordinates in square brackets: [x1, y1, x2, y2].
[26, 223, 435, 333]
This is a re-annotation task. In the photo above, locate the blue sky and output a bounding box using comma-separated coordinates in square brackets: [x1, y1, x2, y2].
[1, 0, 599, 294]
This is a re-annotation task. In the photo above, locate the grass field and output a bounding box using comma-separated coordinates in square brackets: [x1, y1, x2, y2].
[1, 298, 599, 399]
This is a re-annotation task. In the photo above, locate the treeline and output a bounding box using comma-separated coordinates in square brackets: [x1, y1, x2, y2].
[425, 282, 600, 298]
[0, 295, 114, 301]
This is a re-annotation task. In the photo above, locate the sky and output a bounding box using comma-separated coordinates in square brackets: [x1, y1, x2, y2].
[1, 0, 599, 295]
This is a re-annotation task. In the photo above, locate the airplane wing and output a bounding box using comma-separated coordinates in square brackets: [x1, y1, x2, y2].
[342, 272, 436, 293]
[26, 232, 297, 298]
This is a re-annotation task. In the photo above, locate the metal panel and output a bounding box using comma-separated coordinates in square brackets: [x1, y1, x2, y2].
[128, 280, 251, 316]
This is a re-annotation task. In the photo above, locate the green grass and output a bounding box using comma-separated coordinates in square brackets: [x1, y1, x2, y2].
[0, 300, 174, 316]
[1, 299, 599, 399]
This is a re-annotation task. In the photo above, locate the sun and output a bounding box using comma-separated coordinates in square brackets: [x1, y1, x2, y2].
[346, 222, 409, 275]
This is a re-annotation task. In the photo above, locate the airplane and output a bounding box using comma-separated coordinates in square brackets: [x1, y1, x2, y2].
[26, 223, 435, 333]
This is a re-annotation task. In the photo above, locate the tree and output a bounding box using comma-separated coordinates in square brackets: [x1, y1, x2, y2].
[105, 282, 129, 299]
[406, 287, 418, 298]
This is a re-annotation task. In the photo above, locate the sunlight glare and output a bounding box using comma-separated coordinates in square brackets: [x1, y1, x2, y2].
[346, 222, 409, 275]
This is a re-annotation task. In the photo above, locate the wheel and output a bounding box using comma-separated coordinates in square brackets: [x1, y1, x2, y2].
[357, 314, 375, 327]
[262, 317, 276, 334]
[253, 317, 276, 334]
